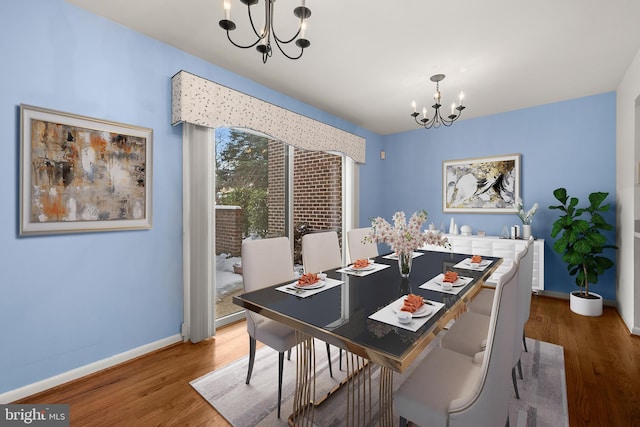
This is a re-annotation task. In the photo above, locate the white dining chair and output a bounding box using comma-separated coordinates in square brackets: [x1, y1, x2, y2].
[347, 227, 378, 262]
[394, 260, 519, 427]
[301, 230, 344, 369]
[468, 238, 528, 316]
[443, 237, 534, 399]
[301, 230, 343, 273]
[513, 236, 535, 385]
[241, 236, 298, 418]
[439, 247, 522, 359]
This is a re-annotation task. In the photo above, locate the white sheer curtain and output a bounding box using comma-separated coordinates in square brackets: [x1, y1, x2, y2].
[182, 123, 216, 343]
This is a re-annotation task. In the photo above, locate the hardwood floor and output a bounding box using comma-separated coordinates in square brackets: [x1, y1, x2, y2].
[15, 296, 640, 426]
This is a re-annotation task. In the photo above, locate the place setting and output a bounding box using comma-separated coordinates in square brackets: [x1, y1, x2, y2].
[453, 254, 492, 271]
[381, 251, 424, 260]
[276, 272, 344, 298]
[420, 271, 473, 295]
[369, 293, 445, 332]
[335, 258, 390, 276]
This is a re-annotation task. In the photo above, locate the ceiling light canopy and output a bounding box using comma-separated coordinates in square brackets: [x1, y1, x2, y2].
[219, 0, 311, 64]
[411, 74, 466, 129]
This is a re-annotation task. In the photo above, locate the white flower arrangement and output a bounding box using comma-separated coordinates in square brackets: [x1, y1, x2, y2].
[366, 210, 449, 254]
[515, 197, 539, 225]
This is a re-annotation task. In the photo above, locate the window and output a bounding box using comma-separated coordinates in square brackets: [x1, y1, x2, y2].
[214, 128, 345, 326]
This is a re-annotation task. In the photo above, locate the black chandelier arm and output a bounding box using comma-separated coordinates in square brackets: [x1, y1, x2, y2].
[218, 1, 266, 50]
[223, 29, 263, 49]
[271, 36, 305, 60]
[271, 25, 301, 45]
[270, 5, 310, 45]
[249, 0, 267, 39]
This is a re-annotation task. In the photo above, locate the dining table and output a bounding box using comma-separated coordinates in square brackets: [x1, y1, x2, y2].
[233, 249, 502, 426]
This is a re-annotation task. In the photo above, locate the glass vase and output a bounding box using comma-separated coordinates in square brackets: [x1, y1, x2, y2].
[397, 251, 413, 278]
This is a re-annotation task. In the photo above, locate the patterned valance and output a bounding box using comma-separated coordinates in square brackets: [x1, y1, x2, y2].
[171, 70, 366, 164]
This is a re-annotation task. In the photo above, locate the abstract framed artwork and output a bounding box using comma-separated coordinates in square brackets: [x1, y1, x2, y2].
[443, 153, 520, 213]
[20, 104, 152, 235]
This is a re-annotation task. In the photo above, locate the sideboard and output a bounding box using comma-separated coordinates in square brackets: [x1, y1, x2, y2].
[423, 234, 544, 292]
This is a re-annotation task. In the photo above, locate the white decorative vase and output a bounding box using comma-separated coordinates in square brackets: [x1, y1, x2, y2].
[522, 224, 531, 239]
[570, 291, 603, 316]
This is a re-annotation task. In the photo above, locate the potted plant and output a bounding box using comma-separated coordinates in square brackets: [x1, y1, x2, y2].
[549, 188, 617, 316]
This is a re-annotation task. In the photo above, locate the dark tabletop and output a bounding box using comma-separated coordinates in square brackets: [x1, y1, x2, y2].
[233, 249, 501, 372]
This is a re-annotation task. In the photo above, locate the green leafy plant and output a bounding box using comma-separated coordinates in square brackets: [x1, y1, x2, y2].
[549, 188, 616, 297]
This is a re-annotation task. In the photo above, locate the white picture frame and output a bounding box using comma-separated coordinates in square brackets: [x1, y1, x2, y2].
[20, 104, 153, 235]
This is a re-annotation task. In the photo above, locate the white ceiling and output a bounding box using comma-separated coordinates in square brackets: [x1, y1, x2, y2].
[66, 0, 640, 135]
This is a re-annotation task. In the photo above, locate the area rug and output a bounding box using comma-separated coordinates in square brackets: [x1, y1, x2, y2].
[191, 336, 568, 427]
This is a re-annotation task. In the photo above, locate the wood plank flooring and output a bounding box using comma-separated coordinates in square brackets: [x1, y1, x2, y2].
[15, 296, 640, 426]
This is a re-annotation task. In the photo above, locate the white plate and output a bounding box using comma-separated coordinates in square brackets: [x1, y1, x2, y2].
[392, 300, 433, 318]
[465, 259, 490, 267]
[435, 274, 466, 287]
[294, 280, 325, 290]
[350, 263, 375, 271]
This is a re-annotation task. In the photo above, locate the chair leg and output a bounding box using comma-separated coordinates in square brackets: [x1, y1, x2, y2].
[511, 366, 520, 399]
[326, 343, 333, 378]
[339, 349, 343, 370]
[246, 337, 256, 385]
[287, 348, 291, 361]
[517, 358, 523, 380]
[278, 351, 285, 419]
[523, 331, 528, 352]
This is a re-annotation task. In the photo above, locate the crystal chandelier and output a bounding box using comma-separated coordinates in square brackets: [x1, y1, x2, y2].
[411, 74, 466, 129]
[218, 0, 311, 64]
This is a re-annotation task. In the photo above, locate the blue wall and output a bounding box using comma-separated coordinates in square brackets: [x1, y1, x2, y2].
[365, 93, 617, 299]
[0, 0, 379, 395]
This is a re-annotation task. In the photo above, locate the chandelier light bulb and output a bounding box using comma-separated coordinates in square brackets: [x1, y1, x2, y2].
[300, 21, 307, 38]
[412, 101, 417, 112]
[223, 0, 230, 20]
[459, 91, 465, 104]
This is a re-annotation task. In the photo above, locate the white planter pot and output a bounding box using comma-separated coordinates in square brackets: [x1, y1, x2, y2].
[522, 224, 531, 239]
[570, 291, 603, 316]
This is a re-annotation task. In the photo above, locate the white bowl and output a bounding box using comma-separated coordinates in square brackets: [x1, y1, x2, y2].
[397, 311, 412, 323]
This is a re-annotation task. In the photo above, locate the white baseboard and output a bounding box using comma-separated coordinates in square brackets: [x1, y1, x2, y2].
[0, 334, 182, 404]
